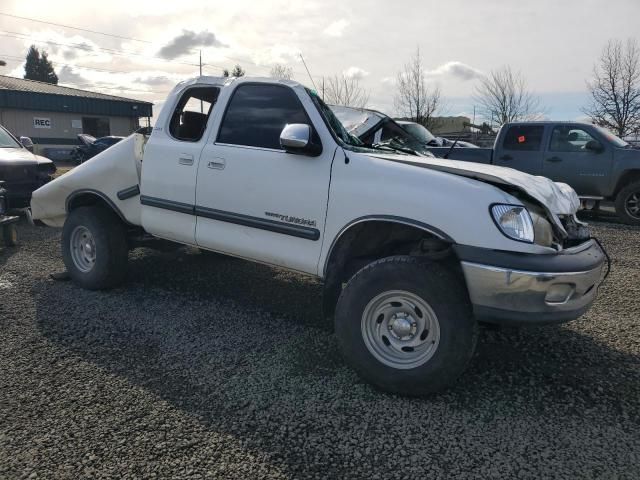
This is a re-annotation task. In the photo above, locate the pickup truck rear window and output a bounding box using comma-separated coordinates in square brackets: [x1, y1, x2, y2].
[217, 84, 308, 150]
[503, 125, 544, 151]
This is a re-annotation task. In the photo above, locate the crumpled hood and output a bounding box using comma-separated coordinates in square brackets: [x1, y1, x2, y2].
[370, 153, 581, 215]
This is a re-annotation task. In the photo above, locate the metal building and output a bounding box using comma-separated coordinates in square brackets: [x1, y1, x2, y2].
[0, 75, 152, 158]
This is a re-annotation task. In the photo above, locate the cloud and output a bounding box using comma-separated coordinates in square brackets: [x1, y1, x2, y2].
[158, 30, 228, 59]
[425, 61, 484, 81]
[344, 66, 368, 80]
[57, 65, 90, 85]
[323, 19, 349, 37]
[135, 75, 174, 86]
[380, 76, 395, 85]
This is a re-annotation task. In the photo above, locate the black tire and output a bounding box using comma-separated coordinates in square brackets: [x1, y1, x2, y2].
[2, 224, 18, 247]
[62, 206, 129, 290]
[615, 181, 640, 226]
[335, 256, 477, 396]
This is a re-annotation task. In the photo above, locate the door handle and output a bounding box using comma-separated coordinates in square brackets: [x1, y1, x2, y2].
[546, 156, 562, 163]
[207, 158, 226, 170]
[499, 154, 513, 161]
[179, 154, 194, 166]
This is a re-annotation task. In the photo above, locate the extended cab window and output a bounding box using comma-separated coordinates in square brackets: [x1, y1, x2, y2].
[503, 125, 544, 151]
[550, 126, 596, 152]
[217, 84, 308, 150]
[169, 87, 220, 142]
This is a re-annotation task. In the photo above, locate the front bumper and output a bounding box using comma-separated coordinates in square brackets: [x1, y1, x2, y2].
[455, 240, 606, 325]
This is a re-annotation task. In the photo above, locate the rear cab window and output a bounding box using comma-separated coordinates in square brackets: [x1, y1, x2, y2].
[502, 125, 544, 151]
[169, 87, 220, 142]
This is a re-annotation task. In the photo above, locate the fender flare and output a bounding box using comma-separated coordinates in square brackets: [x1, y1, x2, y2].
[65, 189, 132, 226]
[321, 215, 454, 278]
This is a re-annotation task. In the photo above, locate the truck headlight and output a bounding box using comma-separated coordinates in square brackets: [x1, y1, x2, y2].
[491, 204, 534, 243]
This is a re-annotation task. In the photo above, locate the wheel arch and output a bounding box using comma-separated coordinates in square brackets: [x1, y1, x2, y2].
[66, 189, 131, 226]
[613, 169, 640, 197]
[321, 216, 455, 319]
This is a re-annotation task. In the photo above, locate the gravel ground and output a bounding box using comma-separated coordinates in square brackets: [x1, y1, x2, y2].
[0, 220, 639, 479]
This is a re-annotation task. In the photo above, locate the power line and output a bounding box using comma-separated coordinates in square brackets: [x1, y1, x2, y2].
[0, 31, 200, 67]
[0, 11, 151, 43]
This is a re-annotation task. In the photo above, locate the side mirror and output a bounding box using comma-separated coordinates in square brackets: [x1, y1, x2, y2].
[20, 136, 34, 152]
[585, 140, 604, 153]
[280, 124, 322, 156]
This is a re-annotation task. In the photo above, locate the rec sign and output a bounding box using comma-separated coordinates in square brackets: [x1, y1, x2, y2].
[33, 117, 52, 129]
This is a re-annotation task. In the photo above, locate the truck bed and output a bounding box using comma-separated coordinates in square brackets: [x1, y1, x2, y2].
[425, 147, 494, 164]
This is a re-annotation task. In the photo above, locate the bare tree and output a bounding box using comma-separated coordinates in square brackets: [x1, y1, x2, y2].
[584, 39, 640, 137]
[270, 64, 293, 80]
[474, 66, 542, 127]
[324, 74, 370, 108]
[394, 47, 443, 129]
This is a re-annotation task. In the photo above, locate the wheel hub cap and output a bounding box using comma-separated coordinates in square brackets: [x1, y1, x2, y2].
[70, 226, 96, 273]
[626, 192, 640, 218]
[361, 290, 441, 370]
[388, 314, 416, 340]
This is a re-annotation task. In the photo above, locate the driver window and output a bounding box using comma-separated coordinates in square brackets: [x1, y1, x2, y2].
[169, 87, 220, 142]
[550, 126, 596, 152]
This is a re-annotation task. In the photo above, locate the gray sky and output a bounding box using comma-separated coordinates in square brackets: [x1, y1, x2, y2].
[1, 0, 639, 122]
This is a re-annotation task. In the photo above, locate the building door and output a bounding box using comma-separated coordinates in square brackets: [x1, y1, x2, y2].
[82, 117, 110, 137]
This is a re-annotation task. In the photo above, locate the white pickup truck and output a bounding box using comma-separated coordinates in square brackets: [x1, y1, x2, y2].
[31, 76, 607, 395]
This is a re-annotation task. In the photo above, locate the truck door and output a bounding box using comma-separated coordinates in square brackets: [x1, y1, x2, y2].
[194, 82, 335, 275]
[140, 86, 219, 244]
[493, 124, 545, 175]
[542, 125, 613, 197]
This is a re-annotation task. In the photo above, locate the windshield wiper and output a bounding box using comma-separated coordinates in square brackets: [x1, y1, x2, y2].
[370, 142, 419, 156]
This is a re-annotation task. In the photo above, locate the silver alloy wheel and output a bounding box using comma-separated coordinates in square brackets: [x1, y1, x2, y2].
[70, 225, 96, 273]
[625, 191, 640, 218]
[361, 290, 441, 370]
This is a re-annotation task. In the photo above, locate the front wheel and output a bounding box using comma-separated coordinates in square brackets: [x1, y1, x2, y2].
[62, 206, 129, 289]
[335, 256, 477, 396]
[615, 181, 640, 226]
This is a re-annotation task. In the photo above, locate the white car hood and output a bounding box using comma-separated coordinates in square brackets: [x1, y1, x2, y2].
[371, 153, 581, 215]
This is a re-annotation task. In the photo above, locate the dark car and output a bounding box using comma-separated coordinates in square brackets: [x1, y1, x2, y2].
[0, 124, 56, 210]
[0, 181, 19, 246]
[71, 134, 124, 164]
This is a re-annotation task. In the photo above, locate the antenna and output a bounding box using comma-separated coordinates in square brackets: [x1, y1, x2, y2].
[299, 53, 318, 91]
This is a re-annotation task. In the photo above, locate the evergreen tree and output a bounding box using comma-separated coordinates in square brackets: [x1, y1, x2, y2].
[24, 45, 58, 84]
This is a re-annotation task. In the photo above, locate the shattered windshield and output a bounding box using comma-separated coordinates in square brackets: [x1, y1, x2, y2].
[0, 126, 21, 148]
[306, 90, 363, 147]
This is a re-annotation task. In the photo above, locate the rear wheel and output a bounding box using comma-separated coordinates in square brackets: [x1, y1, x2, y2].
[62, 206, 129, 289]
[615, 181, 640, 226]
[335, 256, 477, 396]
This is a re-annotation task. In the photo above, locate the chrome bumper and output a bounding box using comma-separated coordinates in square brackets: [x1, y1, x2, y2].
[458, 241, 606, 325]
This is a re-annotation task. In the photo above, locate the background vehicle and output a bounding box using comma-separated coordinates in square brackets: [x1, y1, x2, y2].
[425, 122, 640, 225]
[0, 124, 56, 210]
[71, 134, 124, 164]
[397, 120, 479, 148]
[0, 181, 19, 246]
[31, 77, 604, 396]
